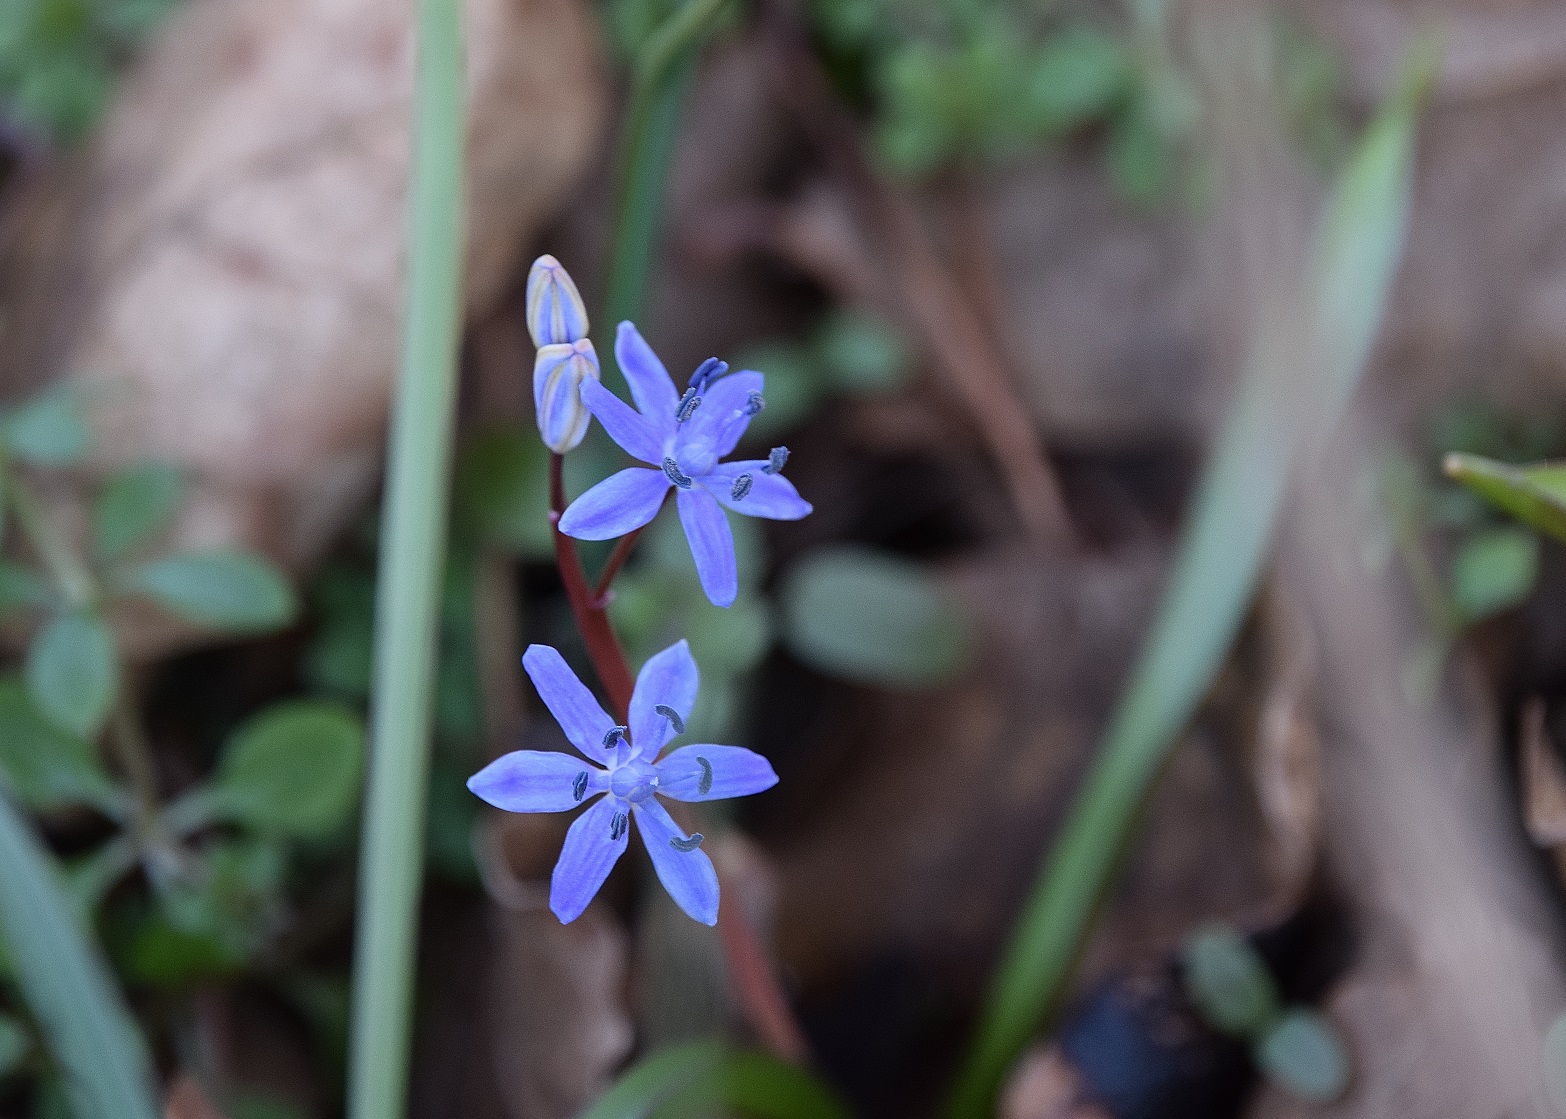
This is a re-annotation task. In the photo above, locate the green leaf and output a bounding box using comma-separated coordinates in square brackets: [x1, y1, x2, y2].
[781, 547, 971, 687]
[91, 463, 183, 561]
[1449, 526, 1538, 623]
[1181, 924, 1281, 1038]
[581, 1040, 728, 1119]
[0, 1012, 31, 1079]
[1254, 1008, 1350, 1103]
[0, 676, 117, 814]
[25, 613, 117, 739]
[0, 391, 89, 466]
[1026, 26, 1130, 136]
[947, 39, 1431, 1119]
[452, 427, 552, 558]
[210, 700, 366, 839]
[127, 551, 297, 634]
[1444, 453, 1566, 545]
[0, 789, 160, 1119]
[813, 312, 908, 395]
[648, 1050, 851, 1119]
[0, 560, 49, 617]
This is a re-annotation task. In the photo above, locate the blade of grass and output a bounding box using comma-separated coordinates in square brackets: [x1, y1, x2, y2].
[601, 0, 731, 345]
[0, 789, 158, 1119]
[344, 0, 466, 1112]
[945, 38, 1438, 1119]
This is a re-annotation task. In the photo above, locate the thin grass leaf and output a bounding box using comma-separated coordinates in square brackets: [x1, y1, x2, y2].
[946, 37, 1438, 1119]
[0, 789, 159, 1119]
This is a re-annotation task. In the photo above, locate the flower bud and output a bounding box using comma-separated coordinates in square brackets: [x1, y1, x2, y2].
[526, 254, 590, 347]
[534, 339, 600, 453]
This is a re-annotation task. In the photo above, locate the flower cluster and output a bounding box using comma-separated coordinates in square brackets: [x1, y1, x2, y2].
[469, 255, 808, 925]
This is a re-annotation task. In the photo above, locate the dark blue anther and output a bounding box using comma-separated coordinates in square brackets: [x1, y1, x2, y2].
[696, 756, 713, 796]
[731, 473, 753, 501]
[572, 771, 589, 802]
[654, 704, 685, 734]
[602, 725, 627, 752]
[763, 446, 789, 475]
[675, 387, 702, 423]
[670, 833, 705, 852]
[662, 457, 693, 489]
[744, 392, 765, 416]
[610, 811, 628, 841]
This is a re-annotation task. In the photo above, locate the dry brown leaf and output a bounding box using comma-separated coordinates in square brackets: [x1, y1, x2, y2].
[0, 0, 605, 655]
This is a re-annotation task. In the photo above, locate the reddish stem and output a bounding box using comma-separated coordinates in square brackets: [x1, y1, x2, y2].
[549, 452, 810, 1062]
[592, 524, 647, 605]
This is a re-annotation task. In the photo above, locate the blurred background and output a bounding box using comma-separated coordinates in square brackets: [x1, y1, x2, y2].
[2, 0, 1566, 1116]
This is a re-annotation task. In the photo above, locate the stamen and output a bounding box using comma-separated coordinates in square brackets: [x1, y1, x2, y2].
[602, 725, 627, 752]
[675, 388, 702, 423]
[572, 771, 589, 802]
[763, 446, 789, 475]
[670, 833, 705, 852]
[661, 457, 693, 489]
[689, 357, 728, 394]
[730, 473, 753, 501]
[744, 392, 766, 416]
[610, 811, 628, 841]
[654, 704, 685, 734]
[696, 756, 714, 796]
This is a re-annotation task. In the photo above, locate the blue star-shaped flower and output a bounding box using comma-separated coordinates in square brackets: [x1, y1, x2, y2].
[467, 640, 778, 925]
[558, 323, 812, 607]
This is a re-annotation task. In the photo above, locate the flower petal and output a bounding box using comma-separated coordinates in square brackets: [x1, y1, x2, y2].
[676, 487, 738, 608]
[580, 378, 663, 464]
[615, 322, 679, 438]
[534, 342, 599, 454]
[467, 750, 607, 812]
[550, 796, 629, 923]
[629, 639, 699, 757]
[656, 745, 778, 802]
[682, 370, 763, 458]
[633, 798, 719, 925]
[522, 644, 617, 764]
[559, 468, 671, 541]
[703, 462, 813, 520]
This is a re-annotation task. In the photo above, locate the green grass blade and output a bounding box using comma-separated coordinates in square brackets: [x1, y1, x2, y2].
[343, 0, 466, 1111]
[1444, 453, 1566, 543]
[945, 41, 1437, 1119]
[0, 789, 158, 1119]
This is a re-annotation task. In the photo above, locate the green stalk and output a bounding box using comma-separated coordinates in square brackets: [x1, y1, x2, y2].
[601, 0, 731, 339]
[945, 42, 1436, 1119]
[345, 0, 466, 1111]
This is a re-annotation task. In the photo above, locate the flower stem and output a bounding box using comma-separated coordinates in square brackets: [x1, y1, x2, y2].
[5, 468, 95, 609]
[549, 456, 808, 1063]
[344, 0, 466, 1109]
[592, 521, 649, 605]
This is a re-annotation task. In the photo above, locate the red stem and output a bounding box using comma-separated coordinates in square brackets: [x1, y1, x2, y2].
[549, 453, 810, 1062]
[592, 524, 647, 605]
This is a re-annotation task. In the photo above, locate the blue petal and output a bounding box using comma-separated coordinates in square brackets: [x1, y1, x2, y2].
[676, 487, 737, 608]
[656, 745, 778, 802]
[534, 342, 599, 454]
[522, 644, 617, 764]
[580, 378, 664, 464]
[629, 640, 699, 757]
[680, 370, 763, 458]
[633, 798, 719, 925]
[703, 462, 813, 520]
[525, 255, 590, 347]
[467, 750, 607, 812]
[550, 796, 629, 923]
[559, 468, 671, 541]
[615, 322, 679, 438]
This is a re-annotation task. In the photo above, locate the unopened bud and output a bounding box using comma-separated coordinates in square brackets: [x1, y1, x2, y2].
[525, 255, 590, 347]
[534, 339, 600, 453]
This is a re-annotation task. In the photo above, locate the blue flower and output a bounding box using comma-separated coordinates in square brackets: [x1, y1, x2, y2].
[557, 323, 812, 607]
[467, 640, 779, 925]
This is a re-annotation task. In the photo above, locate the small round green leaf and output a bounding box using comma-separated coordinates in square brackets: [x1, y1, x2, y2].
[0, 676, 116, 813]
[1450, 526, 1539, 624]
[92, 464, 184, 561]
[127, 552, 297, 634]
[1254, 1008, 1350, 1103]
[211, 701, 366, 839]
[24, 613, 117, 740]
[781, 547, 972, 687]
[0, 392, 89, 466]
[0, 1012, 32, 1078]
[1181, 923, 1281, 1038]
[813, 313, 908, 395]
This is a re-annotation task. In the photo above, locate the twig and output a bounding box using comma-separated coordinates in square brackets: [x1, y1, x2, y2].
[755, 1, 1074, 549]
